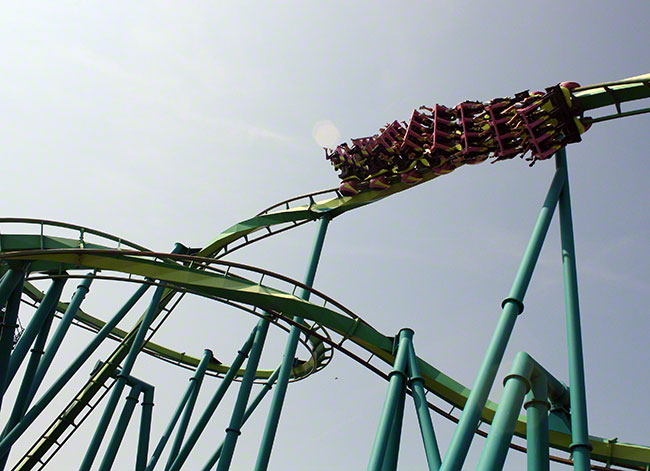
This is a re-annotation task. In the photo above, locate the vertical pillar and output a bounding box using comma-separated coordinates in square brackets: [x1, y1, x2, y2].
[165, 349, 214, 470]
[98, 385, 142, 471]
[525, 374, 549, 471]
[255, 215, 330, 471]
[381, 381, 405, 471]
[441, 168, 566, 471]
[145, 350, 212, 471]
[407, 341, 441, 471]
[137, 386, 155, 471]
[367, 329, 411, 471]
[555, 148, 591, 471]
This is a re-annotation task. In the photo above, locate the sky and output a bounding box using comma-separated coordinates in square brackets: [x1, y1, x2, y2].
[1, 1, 649, 470]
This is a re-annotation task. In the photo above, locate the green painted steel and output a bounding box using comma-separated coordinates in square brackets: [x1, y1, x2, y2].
[255, 215, 331, 471]
[381, 381, 406, 471]
[218, 318, 270, 471]
[0, 283, 151, 468]
[526, 374, 550, 471]
[0, 269, 23, 308]
[556, 149, 592, 471]
[99, 384, 143, 471]
[5, 278, 65, 391]
[145, 350, 212, 471]
[167, 327, 258, 471]
[165, 349, 214, 470]
[368, 329, 412, 471]
[573, 73, 650, 111]
[407, 340, 441, 471]
[441, 167, 566, 471]
[201, 366, 281, 471]
[477, 352, 534, 471]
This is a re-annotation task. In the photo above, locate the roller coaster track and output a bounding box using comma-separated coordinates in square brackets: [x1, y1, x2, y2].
[0, 74, 648, 470]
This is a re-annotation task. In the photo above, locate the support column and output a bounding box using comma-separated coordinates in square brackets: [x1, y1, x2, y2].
[367, 329, 411, 471]
[556, 148, 591, 471]
[218, 317, 270, 471]
[79, 243, 185, 471]
[441, 168, 566, 471]
[167, 327, 258, 471]
[0, 269, 25, 413]
[255, 215, 331, 471]
[137, 386, 155, 471]
[145, 350, 212, 471]
[165, 350, 214, 470]
[526, 374, 549, 471]
[0, 282, 150, 459]
[98, 384, 143, 471]
[477, 352, 534, 471]
[407, 341, 441, 471]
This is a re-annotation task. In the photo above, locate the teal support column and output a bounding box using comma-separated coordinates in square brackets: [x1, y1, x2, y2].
[0, 282, 150, 459]
[368, 329, 412, 471]
[26, 274, 94, 406]
[0, 269, 23, 308]
[217, 317, 270, 471]
[0, 301, 56, 470]
[477, 352, 534, 471]
[526, 374, 550, 471]
[381, 380, 406, 471]
[556, 148, 591, 471]
[0, 269, 25, 413]
[165, 349, 214, 470]
[167, 327, 258, 471]
[137, 386, 155, 471]
[407, 341, 441, 471]
[145, 350, 213, 471]
[441, 168, 566, 471]
[98, 384, 143, 471]
[255, 215, 330, 471]
[201, 367, 280, 471]
[5, 277, 66, 390]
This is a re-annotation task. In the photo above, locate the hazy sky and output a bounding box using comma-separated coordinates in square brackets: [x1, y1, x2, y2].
[1, 2, 649, 470]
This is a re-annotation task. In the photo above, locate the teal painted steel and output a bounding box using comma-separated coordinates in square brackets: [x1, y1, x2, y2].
[167, 327, 258, 471]
[26, 275, 93, 407]
[526, 374, 550, 471]
[477, 352, 534, 471]
[381, 380, 406, 471]
[0, 271, 25, 413]
[80, 244, 185, 471]
[165, 349, 214, 470]
[99, 384, 143, 471]
[5, 278, 66, 391]
[0, 282, 150, 459]
[218, 317, 270, 470]
[0, 269, 23, 308]
[407, 341, 441, 471]
[0, 300, 56, 471]
[201, 367, 281, 471]
[137, 387, 155, 471]
[145, 350, 212, 471]
[368, 329, 412, 471]
[556, 148, 591, 471]
[441, 168, 566, 471]
[255, 215, 331, 471]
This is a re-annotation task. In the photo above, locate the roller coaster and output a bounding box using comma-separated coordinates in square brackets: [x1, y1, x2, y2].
[0, 73, 648, 471]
